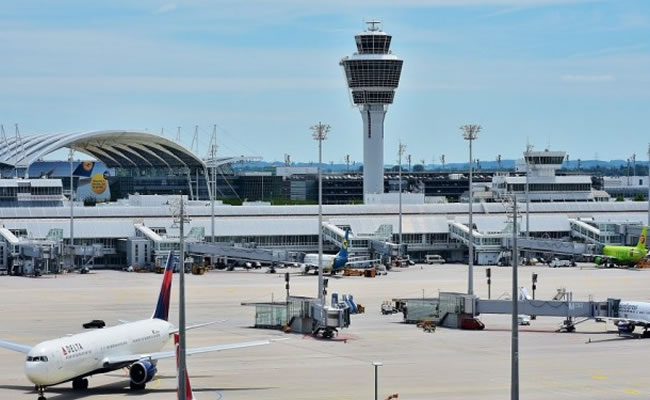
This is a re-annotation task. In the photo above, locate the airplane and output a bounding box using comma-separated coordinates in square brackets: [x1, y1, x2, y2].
[301, 229, 378, 275]
[606, 301, 650, 335]
[593, 226, 648, 267]
[0, 253, 271, 400]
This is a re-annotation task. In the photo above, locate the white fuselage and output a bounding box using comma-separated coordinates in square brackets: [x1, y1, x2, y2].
[618, 301, 650, 324]
[24, 319, 173, 386]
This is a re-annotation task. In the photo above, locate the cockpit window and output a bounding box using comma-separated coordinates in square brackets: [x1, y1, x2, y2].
[26, 356, 48, 362]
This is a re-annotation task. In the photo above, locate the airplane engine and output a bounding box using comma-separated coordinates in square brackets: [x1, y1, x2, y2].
[129, 360, 158, 385]
[593, 256, 602, 265]
[617, 323, 635, 334]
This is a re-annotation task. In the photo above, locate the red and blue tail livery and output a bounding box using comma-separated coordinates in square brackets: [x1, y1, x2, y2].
[174, 333, 196, 400]
[152, 253, 175, 321]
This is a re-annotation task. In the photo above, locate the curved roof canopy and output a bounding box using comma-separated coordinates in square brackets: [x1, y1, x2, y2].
[0, 130, 205, 169]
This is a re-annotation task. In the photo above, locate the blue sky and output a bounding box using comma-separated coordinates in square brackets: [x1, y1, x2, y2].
[1, 0, 648, 165]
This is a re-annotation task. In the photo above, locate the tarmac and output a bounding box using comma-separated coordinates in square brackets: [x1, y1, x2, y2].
[1, 263, 650, 400]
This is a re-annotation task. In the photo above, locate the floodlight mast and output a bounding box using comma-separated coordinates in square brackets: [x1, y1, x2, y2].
[460, 124, 481, 296]
[524, 144, 533, 264]
[209, 124, 218, 243]
[647, 143, 650, 227]
[311, 122, 330, 303]
[398, 142, 406, 256]
[68, 148, 75, 271]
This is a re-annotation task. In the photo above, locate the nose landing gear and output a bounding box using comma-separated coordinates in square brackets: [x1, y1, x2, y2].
[36, 385, 46, 400]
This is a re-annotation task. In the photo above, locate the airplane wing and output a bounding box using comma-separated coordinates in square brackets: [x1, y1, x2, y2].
[606, 317, 650, 326]
[169, 320, 224, 335]
[0, 339, 32, 354]
[345, 259, 381, 266]
[101, 340, 271, 367]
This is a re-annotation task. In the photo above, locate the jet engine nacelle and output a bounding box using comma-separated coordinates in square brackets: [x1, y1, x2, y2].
[130, 360, 157, 385]
[617, 322, 635, 334]
[593, 256, 603, 265]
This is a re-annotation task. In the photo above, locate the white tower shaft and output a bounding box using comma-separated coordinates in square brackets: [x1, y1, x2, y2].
[361, 105, 386, 195]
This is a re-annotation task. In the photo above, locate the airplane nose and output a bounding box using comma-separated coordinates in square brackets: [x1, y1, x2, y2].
[25, 362, 49, 385]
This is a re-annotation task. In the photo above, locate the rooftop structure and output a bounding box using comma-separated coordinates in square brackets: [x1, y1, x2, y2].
[340, 21, 403, 199]
[492, 149, 610, 202]
[0, 130, 206, 172]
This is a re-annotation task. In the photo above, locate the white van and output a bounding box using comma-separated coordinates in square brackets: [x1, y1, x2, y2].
[425, 254, 446, 264]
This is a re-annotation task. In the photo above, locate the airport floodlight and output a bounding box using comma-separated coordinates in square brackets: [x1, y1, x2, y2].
[460, 124, 482, 296]
[398, 142, 406, 256]
[511, 195, 519, 400]
[311, 122, 330, 304]
[460, 124, 481, 141]
[311, 122, 330, 142]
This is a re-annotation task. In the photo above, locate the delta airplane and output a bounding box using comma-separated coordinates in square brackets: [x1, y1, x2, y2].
[0, 254, 271, 400]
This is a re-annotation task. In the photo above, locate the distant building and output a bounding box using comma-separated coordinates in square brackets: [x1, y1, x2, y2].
[0, 179, 64, 207]
[491, 150, 610, 202]
[603, 176, 649, 199]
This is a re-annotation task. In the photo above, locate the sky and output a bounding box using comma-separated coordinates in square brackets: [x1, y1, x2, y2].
[1, 0, 649, 166]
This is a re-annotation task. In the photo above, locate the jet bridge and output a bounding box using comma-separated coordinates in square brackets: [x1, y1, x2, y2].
[399, 292, 622, 331]
[187, 242, 289, 263]
[504, 237, 599, 256]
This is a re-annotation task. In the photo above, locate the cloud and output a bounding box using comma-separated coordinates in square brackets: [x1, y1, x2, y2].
[154, 3, 176, 14]
[0, 76, 343, 95]
[561, 74, 615, 82]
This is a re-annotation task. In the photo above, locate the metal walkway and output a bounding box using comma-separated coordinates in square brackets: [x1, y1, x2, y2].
[504, 237, 599, 256]
[187, 242, 289, 263]
[447, 221, 504, 252]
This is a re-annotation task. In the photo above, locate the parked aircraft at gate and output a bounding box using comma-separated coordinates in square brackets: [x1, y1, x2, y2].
[0, 254, 271, 400]
[301, 229, 377, 274]
[594, 226, 647, 267]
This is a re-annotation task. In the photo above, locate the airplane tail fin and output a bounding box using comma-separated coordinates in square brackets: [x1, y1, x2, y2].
[338, 229, 350, 259]
[174, 333, 196, 400]
[637, 226, 647, 250]
[152, 253, 175, 321]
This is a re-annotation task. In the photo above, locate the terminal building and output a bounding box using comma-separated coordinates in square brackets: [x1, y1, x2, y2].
[0, 132, 648, 274]
[0, 194, 647, 273]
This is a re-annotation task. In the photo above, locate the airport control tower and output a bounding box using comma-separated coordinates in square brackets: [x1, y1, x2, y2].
[340, 21, 403, 199]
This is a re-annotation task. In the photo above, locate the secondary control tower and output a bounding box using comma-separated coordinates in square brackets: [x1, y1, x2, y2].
[340, 21, 403, 199]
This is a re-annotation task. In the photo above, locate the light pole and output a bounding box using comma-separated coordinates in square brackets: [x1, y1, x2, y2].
[372, 361, 382, 400]
[461, 124, 481, 295]
[209, 124, 217, 244]
[647, 143, 650, 227]
[511, 195, 519, 400]
[68, 149, 75, 271]
[177, 195, 189, 400]
[525, 145, 532, 264]
[398, 142, 406, 257]
[311, 122, 330, 303]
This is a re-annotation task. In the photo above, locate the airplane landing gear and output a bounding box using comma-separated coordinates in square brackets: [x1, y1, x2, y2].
[130, 381, 146, 391]
[36, 385, 46, 400]
[72, 378, 89, 390]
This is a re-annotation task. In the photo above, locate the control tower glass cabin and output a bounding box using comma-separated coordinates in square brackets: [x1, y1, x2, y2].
[340, 21, 403, 198]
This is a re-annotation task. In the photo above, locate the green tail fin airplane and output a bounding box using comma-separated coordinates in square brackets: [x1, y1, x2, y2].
[594, 226, 648, 267]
